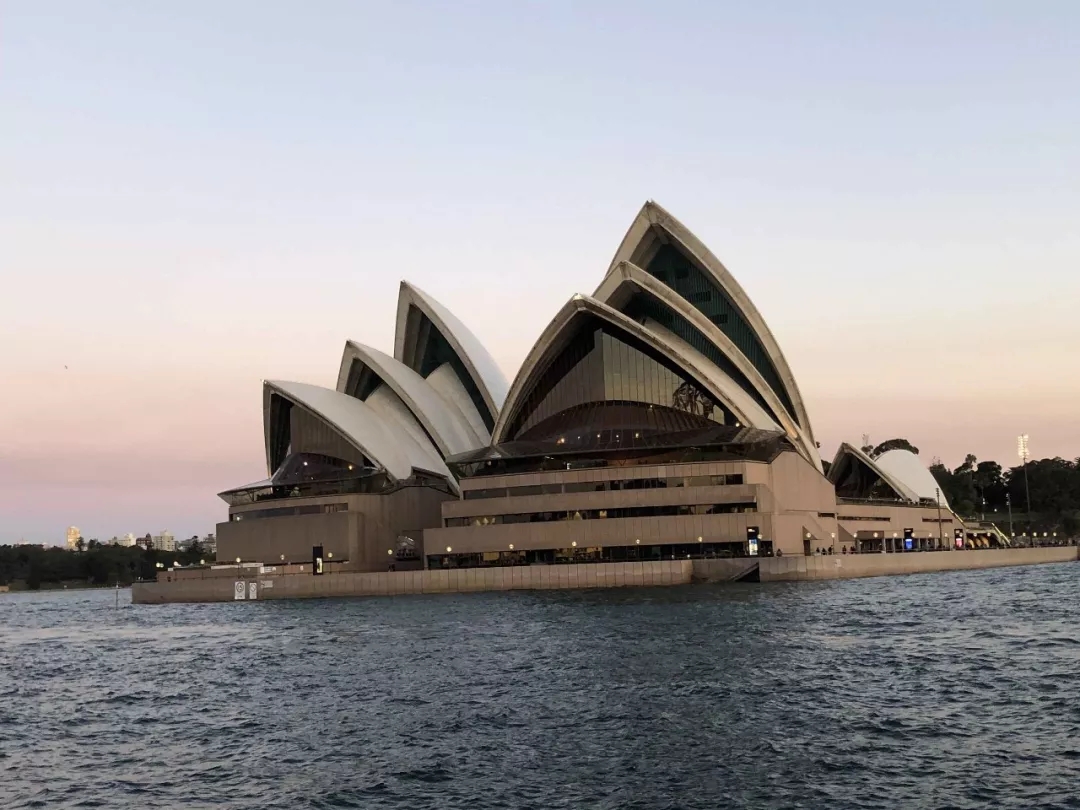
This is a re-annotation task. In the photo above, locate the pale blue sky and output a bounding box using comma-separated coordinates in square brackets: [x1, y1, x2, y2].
[2, 1, 1078, 543]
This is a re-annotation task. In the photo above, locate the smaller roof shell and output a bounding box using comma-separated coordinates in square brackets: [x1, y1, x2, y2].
[828, 442, 922, 503]
[336, 341, 485, 457]
[874, 449, 950, 507]
[394, 281, 509, 423]
[263, 380, 454, 486]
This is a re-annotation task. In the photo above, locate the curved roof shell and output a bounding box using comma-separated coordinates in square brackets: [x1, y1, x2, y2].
[491, 294, 783, 445]
[595, 260, 821, 469]
[336, 341, 485, 458]
[607, 201, 816, 448]
[394, 281, 508, 432]
[262, 380, 454, 488]
[874, 449, 950, 507]
[828, 442, 922, 503]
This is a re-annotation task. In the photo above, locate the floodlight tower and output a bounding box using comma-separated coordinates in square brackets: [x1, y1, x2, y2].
[1017, 434, 1032, 540]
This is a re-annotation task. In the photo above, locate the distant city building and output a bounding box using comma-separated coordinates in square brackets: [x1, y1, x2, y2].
[121, 533, 137, 547]
[136, 534, 154, 550]
[151, 531, 175, 552]
[152, 533, 177, 552]
[66, 526, 80, 551]
[202, 533, 217, 554]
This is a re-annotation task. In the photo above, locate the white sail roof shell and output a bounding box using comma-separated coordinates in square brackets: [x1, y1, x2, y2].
[264, 380, 454, 486]
[336, 341, 485, 457]
[608, 201, 817, 448]
[394, 281, 509, 422]
[875, 449, 950, 507]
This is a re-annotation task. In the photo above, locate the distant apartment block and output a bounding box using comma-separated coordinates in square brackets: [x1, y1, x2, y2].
[151, 531, 175, 552]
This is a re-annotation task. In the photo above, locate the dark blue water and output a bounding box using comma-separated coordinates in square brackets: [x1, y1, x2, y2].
[2, 563, 1079, 809]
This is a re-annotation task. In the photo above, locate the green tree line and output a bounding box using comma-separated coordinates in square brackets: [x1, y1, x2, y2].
[0, 542, 215, 589]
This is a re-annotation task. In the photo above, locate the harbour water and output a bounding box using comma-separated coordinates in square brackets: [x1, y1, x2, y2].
[2, 563, 1079, 809]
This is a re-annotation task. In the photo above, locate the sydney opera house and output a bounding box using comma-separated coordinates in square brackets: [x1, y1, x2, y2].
[216, 201, 971, 573]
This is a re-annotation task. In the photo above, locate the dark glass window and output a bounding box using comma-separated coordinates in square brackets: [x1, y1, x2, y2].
[643, 243, 798, 424]
[506, 318, 728, 441]
[444, 502, 756, 525]
[463, 488, 507, 500]
[233, 503, 348, 521]
[268, 395, 294, 473]
[564, 481, 606, 493]
[506, 485, 545, 497]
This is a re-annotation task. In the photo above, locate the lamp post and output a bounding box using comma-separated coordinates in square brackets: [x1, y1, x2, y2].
[935, 487, 944, 550]
[1006, 493, 1013, 540]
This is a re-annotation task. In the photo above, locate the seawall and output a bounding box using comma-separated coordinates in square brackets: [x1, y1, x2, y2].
[759, 546, 1077, 581]
[131, 547, 1078, 604]
[132, 559, 694, 604]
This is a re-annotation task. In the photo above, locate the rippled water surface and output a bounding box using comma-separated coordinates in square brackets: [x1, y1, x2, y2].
[3, 563, 1080, 809]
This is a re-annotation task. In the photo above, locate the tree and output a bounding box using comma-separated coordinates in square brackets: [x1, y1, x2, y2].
[75, 537, 86, 553]
[871, 438, 919, 458]
[87, 538, 100, 550]
[1063, 512, 1080, 537]
[974, 461, 1005, 512]
[930, 458, 977, 517]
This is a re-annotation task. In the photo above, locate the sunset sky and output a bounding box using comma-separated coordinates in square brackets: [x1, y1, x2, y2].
[2, 1, 1078, 544]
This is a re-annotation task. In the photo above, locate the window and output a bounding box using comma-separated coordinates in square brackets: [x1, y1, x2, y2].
[463, 488, 507, 500]
[231, 503, 348, 521]
[564, 481, 607, 493]
[445, 502, 757, 525]
[506, 484, 546, 497]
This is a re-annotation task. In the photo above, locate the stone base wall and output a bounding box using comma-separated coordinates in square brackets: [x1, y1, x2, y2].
[691, 558, 760, 582]
[132, 560, 693, 604]
[130, 547, 1077, 604]
[759, 546, 1077, 581]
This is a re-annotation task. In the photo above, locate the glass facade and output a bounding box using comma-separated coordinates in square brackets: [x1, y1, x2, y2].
[267, 395, 293, 473]
[506, 317, 727, 441]
[620, 292, 783, 426]
[341, 358, 382, 402]
[643, 242, 799, 424]
[444, 502, 757, 527]
[461, 473, 745, 499]
[448, 428, 791, 480]
[427, 540, 758, 570]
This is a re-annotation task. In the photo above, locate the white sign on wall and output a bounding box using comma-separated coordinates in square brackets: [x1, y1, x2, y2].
[248, 582, 258, 600]
[233, 581, 245, 600]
